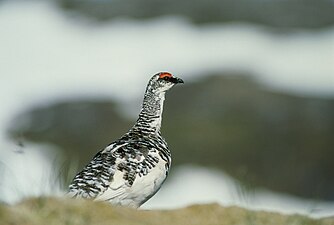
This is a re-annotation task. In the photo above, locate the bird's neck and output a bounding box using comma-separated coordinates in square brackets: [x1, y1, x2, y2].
[133, 91, 166, 135]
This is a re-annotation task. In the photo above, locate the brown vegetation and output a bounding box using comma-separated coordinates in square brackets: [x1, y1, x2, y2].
[1, 197, 333, 225]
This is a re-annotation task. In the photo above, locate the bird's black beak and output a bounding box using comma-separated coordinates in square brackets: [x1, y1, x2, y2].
[171, 77, 184, 84]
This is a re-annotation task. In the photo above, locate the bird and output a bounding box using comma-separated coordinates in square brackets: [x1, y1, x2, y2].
[68, 72, 184, 208]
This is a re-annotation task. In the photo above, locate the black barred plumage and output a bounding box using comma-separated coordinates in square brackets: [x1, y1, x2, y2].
[68, 72, 183, 208]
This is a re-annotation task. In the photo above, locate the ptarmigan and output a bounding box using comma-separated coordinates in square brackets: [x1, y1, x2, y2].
[68, 72, 183, 208]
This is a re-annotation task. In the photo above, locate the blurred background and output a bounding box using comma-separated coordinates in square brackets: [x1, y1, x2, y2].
[0, 0, 334, 218]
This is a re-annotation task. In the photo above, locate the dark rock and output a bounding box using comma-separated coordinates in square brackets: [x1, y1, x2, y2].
[56, 0, 334, 29]
[164, 73, 334, 200]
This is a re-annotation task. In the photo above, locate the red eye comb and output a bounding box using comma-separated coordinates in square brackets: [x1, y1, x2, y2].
[159, 72, 173, 79]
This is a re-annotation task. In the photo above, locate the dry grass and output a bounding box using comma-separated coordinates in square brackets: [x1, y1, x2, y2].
[0, 197, 333, 225]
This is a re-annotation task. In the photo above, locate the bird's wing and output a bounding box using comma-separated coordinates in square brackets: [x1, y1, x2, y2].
[93, 141, 149, 203]
[92, 165, 131, 202]
[68, 142, 130, 199]
[93, 142, 166, 207]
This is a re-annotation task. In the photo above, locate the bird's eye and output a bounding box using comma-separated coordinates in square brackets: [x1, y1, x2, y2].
[163, 77, 169, 81]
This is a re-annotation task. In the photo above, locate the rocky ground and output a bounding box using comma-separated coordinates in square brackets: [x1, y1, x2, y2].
[1, 197, 333, 225]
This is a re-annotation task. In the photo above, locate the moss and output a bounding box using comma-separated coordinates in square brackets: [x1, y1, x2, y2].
[0, 197, 332, 225]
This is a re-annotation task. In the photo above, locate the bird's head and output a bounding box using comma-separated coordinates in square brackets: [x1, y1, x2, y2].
[146, 72, 184, 94]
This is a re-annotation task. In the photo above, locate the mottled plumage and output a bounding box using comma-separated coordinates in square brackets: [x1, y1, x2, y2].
[68, 72, 183, 208]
